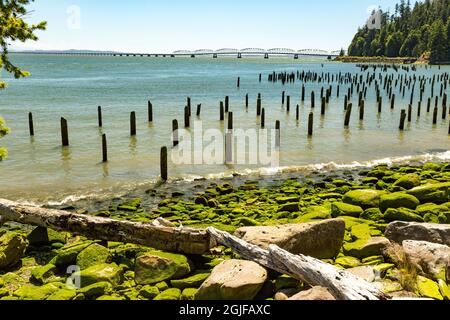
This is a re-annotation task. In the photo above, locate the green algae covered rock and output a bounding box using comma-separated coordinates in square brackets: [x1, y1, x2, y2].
[343, 237, 390, 259]
[79, 281, 112, 298]
[407, 182, 450, 204]
[343, 190, 383, 209]
[171, 272, 210, 289]
[393, 174, 421, 190]
[31, 264, 57, 285]
[181, 288, 198, 300]
[335, 256, 361, 268]
[51, 240, 94, 267]
[416, 203, 449, 216]
[278, 203, 300, 213]
[331, 202, 363, 218]
[379, 192, 420, 212]
[75, 263, 124, 288]
[97, 295, 126, 301]
[46, 288, 77, 301]
[360, 208, 384, 221]
[134, 251, 191, 285]
[384, 208, 424, 222]
[416, 276, 443, 300]
[438, 279, 450, 300]
[153, 288, 181, 301]
[139, 285, 160, 299]
[14, 283, 62, 300]
[0, 231, 28, 269]
[76, 243, 111, 270]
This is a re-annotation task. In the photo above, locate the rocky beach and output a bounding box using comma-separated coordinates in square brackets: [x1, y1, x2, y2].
[1, 161, 449, 301]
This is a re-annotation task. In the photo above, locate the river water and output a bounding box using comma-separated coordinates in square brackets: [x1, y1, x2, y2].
[0, 54, 449, 205]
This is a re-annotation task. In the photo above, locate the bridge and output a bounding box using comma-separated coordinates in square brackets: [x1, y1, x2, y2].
[16, 48, 344, 59]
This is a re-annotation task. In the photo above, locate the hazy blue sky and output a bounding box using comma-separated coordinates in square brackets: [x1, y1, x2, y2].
[15, 0, 400, 53]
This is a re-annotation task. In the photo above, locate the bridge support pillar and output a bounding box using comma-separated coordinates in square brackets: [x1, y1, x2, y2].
[264, 53, 269, 59]
[237, 53, 242, 59]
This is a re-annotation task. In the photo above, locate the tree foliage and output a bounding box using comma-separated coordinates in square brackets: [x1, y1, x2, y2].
[0, 0, 46, 160]
[348, 0, 450, 64]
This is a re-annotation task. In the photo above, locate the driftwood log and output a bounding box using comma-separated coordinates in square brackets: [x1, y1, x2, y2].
[0, 198, 214, 255]
[1, 198, 390, 300]
[207, 227, 390, 300]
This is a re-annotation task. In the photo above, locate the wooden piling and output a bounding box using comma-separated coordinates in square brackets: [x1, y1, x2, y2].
[275, 120, 281, 147]
[172, 120, 179, 147]
[399, 110, 407, 130]
[378, 97, 382, 113]
[130, 112, 137, 136]
[407, 105, 412, 122]
[228, 112, 233, 130]
[102, 134, 107, 163]
[160, 146, 168, 181]
[321, 97, 326, 115]
[296, 105, 300, 122]
[184, 106, 190, 128]
[359, 100, 365, 121]
[261, 109, 265, 128]
[257, 97, 262, 116]
[301, 85, 305, 101]
[220, 102, 225, 121]
[433, 106, 438, 125]
[225, 96, 229, 113]
[286, 96, 290, 112]
[311, 91, 315, 108]
[237, 77, 240, 88]
[196, 104, 202, 117]
[391, 95, 395, 109]
[98, 106, 103, 127]
[28, 112, 34, 136]
[245, 94, 249, 108]
[148, 101, 153, 122]
[344, 103, 352, 127]
[308, 112, 313, 136]
[61, 117, 69, 146]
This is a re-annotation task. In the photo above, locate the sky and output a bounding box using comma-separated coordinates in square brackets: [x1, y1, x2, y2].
[13, 0, 400, 53]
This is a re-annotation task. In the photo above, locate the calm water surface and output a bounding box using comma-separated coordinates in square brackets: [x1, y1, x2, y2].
[0, 54, 449, 204]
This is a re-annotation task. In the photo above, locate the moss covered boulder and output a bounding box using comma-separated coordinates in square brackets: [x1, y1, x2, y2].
[76, 243, 111, 270]
[343, 190, 383, 209]
[134, 251, 191, 285]
[31, 264, 57, 285]
[51, 241, 94, 267]
[13, 283, 62, 300]
[406, 182, 450, 204]
[416, 276, 443, 300]
[360, 208, 384, 221]
[79, 281, 112, 298]
[171, 272, 210, 289]
[331, 202, 363, 218]
[379, 193, 420, 212]
[0, 231, 28, 269]
[46, 288, 77, 301]
[393, 174, 421, 190]
[343, 237, 391, 259]
[154, 288, 181, 301]
[384, 208, 424, 222]
[75, 263, 124, 288]
[139, 285, 160, 299]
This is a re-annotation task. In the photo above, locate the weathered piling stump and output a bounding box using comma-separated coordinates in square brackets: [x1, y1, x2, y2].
[237, 77, 240, 88]
[196, 104, 202, 117]
[407, 104, 412, 122]
[261, 109, 265, 128]
[433, 106, 438, 125]
[28, 112, 34, 136]
[172, 120, 179, 147]
[148, 101, 153, 122]
[399, 110, 406, 130]
[344, 103, 352, 127]
[184, 106, 190, 128]
[130, 112, 137, 136]
[60, 117, 69, 146]
[301, 85, 305, 101]
[98, 106, 103, 127]
[257, 97, 262, 116]
[321, 97, 326, 115]
[296, 105, 300, 121]
[245, 94, 249, 108]
[225, 96, 229, 113]
[308, 112, 314, 136]
[275, 120, 281, 147]
[359, 100, 365, 120]
[220, 102, 225, 121]
[160, 146, 168, 181]
[311, 91, 315, 108]
[102, 134, 107, 163]
[286, 96, 290, 112]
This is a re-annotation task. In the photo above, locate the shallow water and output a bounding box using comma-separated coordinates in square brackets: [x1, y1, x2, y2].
[0, 54, 449, 204]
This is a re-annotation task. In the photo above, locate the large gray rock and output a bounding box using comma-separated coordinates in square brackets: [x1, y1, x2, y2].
[287, 286, 336, 300]
[195, 259, 267, 300]
[234, 219, 345, 259]
[385, 221, 450, 246]
[402, 240, 450, 281]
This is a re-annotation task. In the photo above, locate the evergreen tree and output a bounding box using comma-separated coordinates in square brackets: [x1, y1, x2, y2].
[348, 0, 450, 63]
[0, 0, 46, 160]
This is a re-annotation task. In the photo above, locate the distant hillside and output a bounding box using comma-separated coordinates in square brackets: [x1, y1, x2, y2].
[348, 0, 450, 64]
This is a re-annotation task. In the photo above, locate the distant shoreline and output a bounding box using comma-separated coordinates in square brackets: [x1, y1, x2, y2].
[334, 56, 426, 65]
